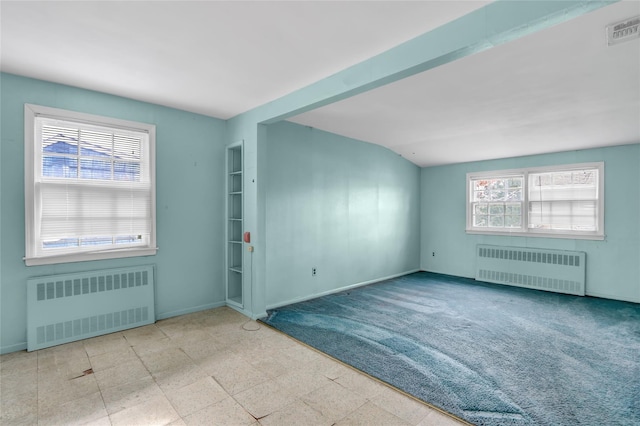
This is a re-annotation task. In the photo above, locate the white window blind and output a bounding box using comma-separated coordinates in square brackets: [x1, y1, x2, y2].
[467, 162, 604, 240]
[25, 104, 156, 265]
[528, 168, 600, 233]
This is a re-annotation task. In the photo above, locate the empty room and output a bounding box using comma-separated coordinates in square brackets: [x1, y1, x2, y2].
[1, 1, 639, 425]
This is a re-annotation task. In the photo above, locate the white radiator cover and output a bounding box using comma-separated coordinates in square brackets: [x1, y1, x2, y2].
[27, 265, 155, 351]
[476, 245, 586, 296]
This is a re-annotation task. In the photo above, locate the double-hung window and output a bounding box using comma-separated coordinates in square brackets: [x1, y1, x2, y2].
[25, 104, 157, 265]
[467, 162, 604, 239]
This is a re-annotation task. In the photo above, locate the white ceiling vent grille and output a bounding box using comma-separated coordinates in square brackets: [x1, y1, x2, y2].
[607, 16, 639, 46]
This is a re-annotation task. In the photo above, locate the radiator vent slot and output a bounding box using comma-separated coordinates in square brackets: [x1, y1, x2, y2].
[27, 265, 155, 351]
[476, 245, 585, 296]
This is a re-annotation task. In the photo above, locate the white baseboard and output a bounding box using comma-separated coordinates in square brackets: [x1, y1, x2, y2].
[156, 301, 226, 321]
[266, 269, 420, 311]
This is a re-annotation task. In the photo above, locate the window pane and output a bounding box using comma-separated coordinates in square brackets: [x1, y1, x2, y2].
[80, 159, 112, 180]
[474, 204, 488, 215]
[114, 135, 141, 161]
[474, 180, 489, 191]
[489, 204, 504, 215]
[474, 215, 488, 227]
[43, 156, 77, 178]
[114, 161, 140, 181]
[81, 237, 113, 247]
[42, 125, 78, 155]
[43, 238, 79, 249]
[505, 203, 521, 215]
[474, 190, 489, 201]
[507, 178, 522, 188]
[507, 190, 522, 201]
[116, 235, 143, 244]
[489, 216, 504, 227]
[469, 165, 601, 237]
[80, 130, 112, 157]
[505, 215, 522, 227]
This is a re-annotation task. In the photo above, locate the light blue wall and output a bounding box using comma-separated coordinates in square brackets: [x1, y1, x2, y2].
[420, 144, 640, 303]
[265, 121, 420, 308]
[0, 73, 228, 353]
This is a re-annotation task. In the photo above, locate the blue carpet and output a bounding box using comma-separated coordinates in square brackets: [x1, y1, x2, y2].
[262, 272, 640, 426]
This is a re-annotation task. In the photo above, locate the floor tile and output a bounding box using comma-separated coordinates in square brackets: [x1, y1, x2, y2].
[138, 346, 195, 374]
[273, 369, 333, 398]
[93, 358, 149, 390]
[334, 401, 412, 425]
[206, 355, 270, 395]
[89, 346, 138, 372]
[179, 338, 226, 363]
[38, 373, 101, 411]
[153, 363, 210, 393]
[164, 376, 228, 417]
[122, 324, 167, 346]
[301, 380, 368, 423]
[0, 392, 37, 423]
[0, 306, 463, 426]
[100, 375, 164, 415]
[183, 396, 256, 426]
[258, 399, 332, 426]
[232, 379, 296, 419]
[370, 387, 434, 425]
[334, 368, 387, 400]
[38, 391, 107, 426]
[0, 350, 38, 376]
[130, 336, 175, 357]
[83, 332, 128, 357]
[416, 409, 467, 426]
[1, 368, 38, 397]
[109, 394, 180, 426]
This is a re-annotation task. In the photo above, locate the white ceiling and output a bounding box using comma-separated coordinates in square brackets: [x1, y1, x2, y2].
[289, 1, 640, 166]
[2, 1, 639, 167]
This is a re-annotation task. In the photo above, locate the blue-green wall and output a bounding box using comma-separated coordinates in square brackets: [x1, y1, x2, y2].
[420, 144, 640, 303]
[0, 73, 228, 353]
[265, 121, 420, 308]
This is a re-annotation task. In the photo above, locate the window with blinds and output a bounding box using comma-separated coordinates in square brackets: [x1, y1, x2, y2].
[467, 162, 604, 240]
[24, 104, 157, 265]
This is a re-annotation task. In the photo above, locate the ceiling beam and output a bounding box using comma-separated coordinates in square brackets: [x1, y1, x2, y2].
[233, 0, 618, 126]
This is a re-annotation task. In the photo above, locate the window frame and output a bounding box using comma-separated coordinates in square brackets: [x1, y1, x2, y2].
[24, 103, 157, 266]
[466, 162, 604, 240]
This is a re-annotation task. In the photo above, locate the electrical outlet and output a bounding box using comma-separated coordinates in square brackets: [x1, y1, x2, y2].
[432, 252, 435, 257]
[312, 267, 317, 276]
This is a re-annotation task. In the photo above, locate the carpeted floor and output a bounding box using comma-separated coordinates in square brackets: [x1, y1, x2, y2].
[261, 272, 640, 426]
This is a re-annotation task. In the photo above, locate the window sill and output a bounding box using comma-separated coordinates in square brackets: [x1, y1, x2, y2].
[465, 229, 605, 241]
[25, 247, 158, 266]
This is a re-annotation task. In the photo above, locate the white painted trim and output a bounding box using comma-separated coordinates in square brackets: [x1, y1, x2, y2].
[23, 103, 157, 265]
[466, 162, 605, 240]
[266, 269, 420, 311]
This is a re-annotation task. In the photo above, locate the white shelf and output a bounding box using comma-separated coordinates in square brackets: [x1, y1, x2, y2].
[226, 143, 243, 308]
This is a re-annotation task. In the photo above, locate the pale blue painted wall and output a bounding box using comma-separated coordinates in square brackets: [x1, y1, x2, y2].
[420, 144, 640, 303]
[0, 73, 228, 353]
[265, 121, 420, 308]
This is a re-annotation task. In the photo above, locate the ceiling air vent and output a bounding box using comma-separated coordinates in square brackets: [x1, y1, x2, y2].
[607, 16, 639, 46]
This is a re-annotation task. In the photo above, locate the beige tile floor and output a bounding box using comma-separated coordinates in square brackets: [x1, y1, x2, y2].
[0, 306, 466, 426]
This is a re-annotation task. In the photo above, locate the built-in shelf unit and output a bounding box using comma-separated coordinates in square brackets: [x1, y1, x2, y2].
[226, 142, 243, 307]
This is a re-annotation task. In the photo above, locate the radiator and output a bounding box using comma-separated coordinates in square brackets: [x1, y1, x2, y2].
[27, 265, 155, 351]
[476, 245, 586, 296]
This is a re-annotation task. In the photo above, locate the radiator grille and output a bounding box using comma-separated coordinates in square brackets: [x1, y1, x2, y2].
[27, 265, 155, 351]
[476, 245, 585, 296]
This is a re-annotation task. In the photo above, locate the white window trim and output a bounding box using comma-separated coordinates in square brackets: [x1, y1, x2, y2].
[466, 162, 605, 240]
[24, 104, 158, 266]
